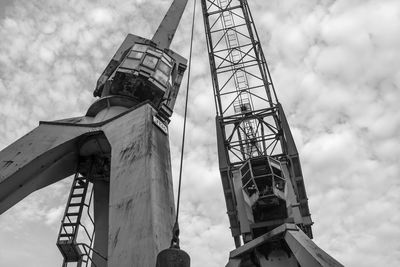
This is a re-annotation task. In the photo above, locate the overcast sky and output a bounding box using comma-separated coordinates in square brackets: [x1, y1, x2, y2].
[0, 0, 399, 266]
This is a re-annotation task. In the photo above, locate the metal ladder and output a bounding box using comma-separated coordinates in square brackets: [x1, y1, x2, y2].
[57, 172, 95, 266]
[220, 0, 260, 158]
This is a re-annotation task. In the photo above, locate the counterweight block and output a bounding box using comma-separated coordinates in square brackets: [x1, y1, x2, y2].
[156, 248, 191, 267]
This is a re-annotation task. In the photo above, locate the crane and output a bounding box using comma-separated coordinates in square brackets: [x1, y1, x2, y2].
[200, 0, 344, 266]
[0, 0, 189, 266]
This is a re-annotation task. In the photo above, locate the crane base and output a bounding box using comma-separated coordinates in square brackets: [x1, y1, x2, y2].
[226, 224, 344, 267]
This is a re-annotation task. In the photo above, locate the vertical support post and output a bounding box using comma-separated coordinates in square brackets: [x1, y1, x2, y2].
[103, 104, 175, 266]
[92, 180, 110, 267]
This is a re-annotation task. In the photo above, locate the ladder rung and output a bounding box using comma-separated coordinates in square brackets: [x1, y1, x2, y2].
[69, 203, 84, 207]
[62, 222, 78, 227]
[59, 233, 74, 238]
[72, 185, 86, 189]
[66, 212, 80, 216]
[75, 178, 87, 184]
[71, 193, 84, 197]
[229, 41, 238, 46]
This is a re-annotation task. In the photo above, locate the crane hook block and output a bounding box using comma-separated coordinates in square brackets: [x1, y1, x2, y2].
[156, 247, 190, 267]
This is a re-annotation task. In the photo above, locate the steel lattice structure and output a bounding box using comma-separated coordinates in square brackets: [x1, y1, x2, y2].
[201, 0, 314, 248]
[201, 0, 283, 165]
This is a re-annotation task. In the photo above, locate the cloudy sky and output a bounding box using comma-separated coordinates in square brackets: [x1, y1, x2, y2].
[0, 0, 399, 266]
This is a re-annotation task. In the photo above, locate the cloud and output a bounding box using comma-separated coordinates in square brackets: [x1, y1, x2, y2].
[89, 8, 114, 25]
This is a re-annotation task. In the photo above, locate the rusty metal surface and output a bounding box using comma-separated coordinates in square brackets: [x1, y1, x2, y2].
[101, 104, 175, 266]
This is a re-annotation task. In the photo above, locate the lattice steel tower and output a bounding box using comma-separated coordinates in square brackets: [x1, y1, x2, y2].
[200, 0, 343, 266]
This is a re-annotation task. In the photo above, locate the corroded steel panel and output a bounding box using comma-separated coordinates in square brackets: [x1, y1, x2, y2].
[103, 104, 175, 266]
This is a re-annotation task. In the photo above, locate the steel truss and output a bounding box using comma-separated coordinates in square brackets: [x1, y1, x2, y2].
[200, 0, 314, 247]
[201, 0, 282, 164]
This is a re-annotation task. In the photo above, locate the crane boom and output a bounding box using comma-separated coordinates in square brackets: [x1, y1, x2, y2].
[152, 0, 189, 49]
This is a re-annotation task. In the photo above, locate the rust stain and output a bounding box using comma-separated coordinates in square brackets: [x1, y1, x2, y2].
[125, 199, 133, 212]
[316, 252, 338, 266]
[113, 228, 120, 249]
[119, 139, 144, 163]
[2, 160, 13, 169]
[119, 143, 136, 161]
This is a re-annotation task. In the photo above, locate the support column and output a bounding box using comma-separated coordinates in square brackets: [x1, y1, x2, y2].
[92, 180, 110, 267]
[103, 104, 175, 266]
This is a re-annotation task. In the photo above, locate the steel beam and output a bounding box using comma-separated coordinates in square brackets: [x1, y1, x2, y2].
[226, 223, 344, 267]
[92, 180, 110, 267]
[284, 228, 344, 267]
[229, 223, 297, 259]
[0, 124, 88, 214]
[152, 0, 189, 49]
